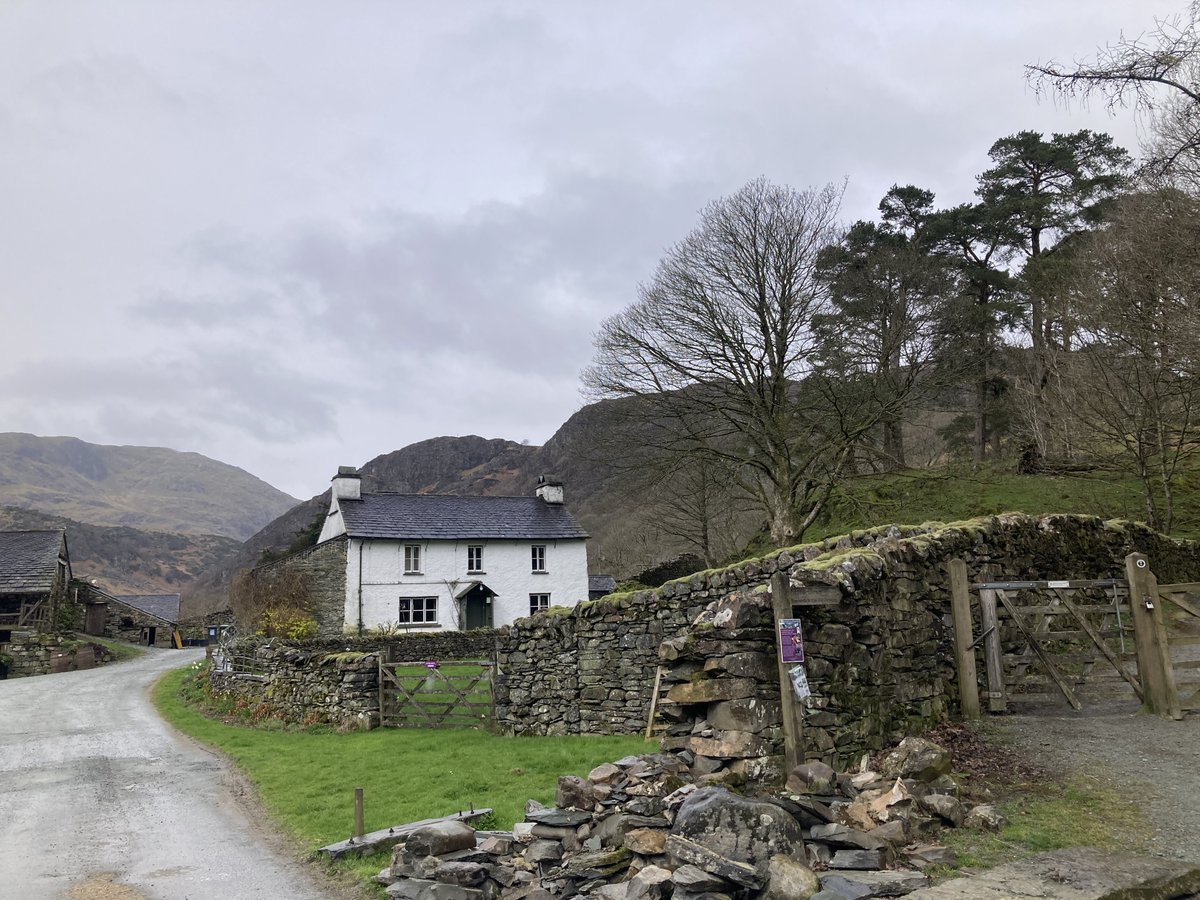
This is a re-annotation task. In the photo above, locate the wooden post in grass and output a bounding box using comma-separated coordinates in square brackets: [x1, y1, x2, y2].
[947, 559, 981, 719]
[354, 788, 365, 839]
[771, 572, 804, 772]
[979, 586, 1006, 713]
[1126, 553, 1182, 720]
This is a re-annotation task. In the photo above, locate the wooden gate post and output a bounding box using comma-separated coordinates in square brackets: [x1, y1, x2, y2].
[771, 572, 805, 771]
[1126, 553, 1182, 720]
[978, 586, 1006, 713]
[947, 559, 981, 719]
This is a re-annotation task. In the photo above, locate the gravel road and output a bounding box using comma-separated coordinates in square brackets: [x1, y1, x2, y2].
[0, 649, 344, 899]
[995, 698, 1200, 863]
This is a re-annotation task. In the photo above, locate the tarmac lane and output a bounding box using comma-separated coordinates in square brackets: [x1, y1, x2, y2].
[0, 648, 338, 899]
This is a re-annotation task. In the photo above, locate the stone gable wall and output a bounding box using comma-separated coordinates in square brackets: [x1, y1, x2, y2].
[103, 603, 175, 647]
[250, 536, 349, 636]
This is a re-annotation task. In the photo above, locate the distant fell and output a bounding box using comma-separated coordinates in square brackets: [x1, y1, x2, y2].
[0, 505, 241, 596]
[0, 433, 298, 540]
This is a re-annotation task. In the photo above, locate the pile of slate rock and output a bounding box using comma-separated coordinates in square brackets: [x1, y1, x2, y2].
[375, 736, 1008, 900]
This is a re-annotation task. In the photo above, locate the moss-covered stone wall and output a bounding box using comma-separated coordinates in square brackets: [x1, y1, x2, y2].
[494, 514, 1200, 766]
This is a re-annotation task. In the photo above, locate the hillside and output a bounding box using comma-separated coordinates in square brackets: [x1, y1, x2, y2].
[0, 505, 241, 595]
[0, 433, 298, 540]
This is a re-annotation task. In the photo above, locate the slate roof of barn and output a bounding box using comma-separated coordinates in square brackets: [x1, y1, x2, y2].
[114, 593, 181, 624]
[589, 574, 618, 595]
[0, 530, 67, 594]
[337, 493, 588, 541]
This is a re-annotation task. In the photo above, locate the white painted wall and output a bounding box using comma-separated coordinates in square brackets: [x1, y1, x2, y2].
[341, 537, 589, 633]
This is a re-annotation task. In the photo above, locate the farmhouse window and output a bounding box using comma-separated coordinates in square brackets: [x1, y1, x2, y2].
[404, 544, 422, 574]
[531, 545, 547, 572]
[399, 596, 437, 625]
[530, 593, 550, 614]
[467, 545, 483, 572]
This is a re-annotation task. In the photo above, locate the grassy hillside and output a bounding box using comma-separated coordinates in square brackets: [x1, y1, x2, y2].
[725, 464, 1199, 563]
[0, 433, 297, 540]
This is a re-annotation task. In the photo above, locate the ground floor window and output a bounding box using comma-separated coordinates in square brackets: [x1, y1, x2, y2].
[529, 593, 550, 614]
[399, 596, 437, 624]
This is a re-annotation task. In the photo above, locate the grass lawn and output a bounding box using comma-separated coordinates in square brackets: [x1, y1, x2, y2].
[153, 665, 650, 881]
[85, 635, 146, 662]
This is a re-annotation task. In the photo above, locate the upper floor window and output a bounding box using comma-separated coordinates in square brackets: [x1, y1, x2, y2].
[530, 593, 550, 614]
[531, 545, 547, 573]
[404, 544, 422, 574]
[467, 545, 483, 573]
[399, 596, 437, 625]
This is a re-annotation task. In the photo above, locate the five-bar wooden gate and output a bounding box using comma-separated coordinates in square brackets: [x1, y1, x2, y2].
[949, 553, 1194, 720]
[377, 651, 494, 728]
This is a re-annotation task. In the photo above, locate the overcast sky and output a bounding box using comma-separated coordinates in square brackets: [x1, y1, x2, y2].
[0, 1, 1181, 499]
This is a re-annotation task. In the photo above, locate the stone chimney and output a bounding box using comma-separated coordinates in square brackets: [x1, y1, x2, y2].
[331, 466, 362, 501]
[535, 474, 564, 505]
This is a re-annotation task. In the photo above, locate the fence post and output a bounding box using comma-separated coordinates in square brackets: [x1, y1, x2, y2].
[354, 787, 365, 839]
[771, 572, 805, 772]
[979, 586, 1006, 713]
[947, 559, 981, 719]
[1126, 553, 1182, 720]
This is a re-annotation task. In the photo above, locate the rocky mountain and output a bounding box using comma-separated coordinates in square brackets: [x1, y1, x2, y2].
[0, 505, 241, 596]
[0, 433, 298, 540]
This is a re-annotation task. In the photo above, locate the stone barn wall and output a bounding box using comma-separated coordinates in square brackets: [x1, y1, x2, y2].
[103, 602, 176, 647]
[494, 514, 1200, 768]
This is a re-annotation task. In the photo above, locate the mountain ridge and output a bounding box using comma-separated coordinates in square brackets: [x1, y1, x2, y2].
[0, 433, 298, 540]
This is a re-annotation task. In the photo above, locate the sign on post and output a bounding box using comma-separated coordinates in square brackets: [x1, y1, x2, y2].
[778, 618, 805, 663]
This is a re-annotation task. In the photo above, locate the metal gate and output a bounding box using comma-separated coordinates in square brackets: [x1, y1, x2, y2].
[377, 655, 494, 728]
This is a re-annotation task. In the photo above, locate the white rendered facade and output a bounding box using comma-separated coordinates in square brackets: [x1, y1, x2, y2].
[316, 470, 590, 633]
[342, 535, 589, 632]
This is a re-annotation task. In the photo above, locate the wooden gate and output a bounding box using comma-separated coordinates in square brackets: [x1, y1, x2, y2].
[1158, 582, 1200, 711]
[378, 655, 494, 728]
[949, 553, 1184, 719]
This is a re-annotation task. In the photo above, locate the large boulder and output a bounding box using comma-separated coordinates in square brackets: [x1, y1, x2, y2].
[878, 737, 951, 782]
[670, 786, 805, 867]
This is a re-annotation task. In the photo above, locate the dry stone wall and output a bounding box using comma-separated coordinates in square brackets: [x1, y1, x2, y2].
[495, 515, 1200, 769]
[0, 630, 115, 678]
[208, 630, 497, 728]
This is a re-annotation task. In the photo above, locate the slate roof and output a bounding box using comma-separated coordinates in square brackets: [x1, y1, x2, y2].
[589, 574, 618, 596]
[0, 530, 67, 595]
[337, 493, 588, 541]
[114, 594, 181, 624]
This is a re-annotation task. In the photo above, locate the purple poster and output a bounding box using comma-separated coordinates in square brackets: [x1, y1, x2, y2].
[779, 618, 804, 663]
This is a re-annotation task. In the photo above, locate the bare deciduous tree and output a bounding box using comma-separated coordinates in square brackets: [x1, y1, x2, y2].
[1048, 187, 1200, 532]
[1027, 3, 1200, 187]
[585, 177, 884, 546]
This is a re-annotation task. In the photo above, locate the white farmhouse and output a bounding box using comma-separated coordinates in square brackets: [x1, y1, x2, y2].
[317, 467, 589, 632]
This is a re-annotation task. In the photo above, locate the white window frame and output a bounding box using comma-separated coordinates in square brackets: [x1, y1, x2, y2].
[467, 545, 484, 573]
[404, 544, 422, 574]
[399, 596, 437, 625]
[531, 544, 547, 573]
[530, 593, 550, 614]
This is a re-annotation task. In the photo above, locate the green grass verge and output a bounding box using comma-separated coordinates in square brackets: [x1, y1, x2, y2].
[938, 775, 1147, 874]
[85, 635, 146, 661]
[153, 665, 650, 884]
